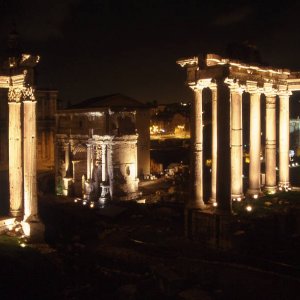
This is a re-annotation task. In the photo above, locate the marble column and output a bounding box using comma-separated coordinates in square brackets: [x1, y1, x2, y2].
[247, 85, 261, 196]
[229, 84, 244, 199]
[64, 142, 70, 175]
[86, 144, 92, 181]
[278, 91, 291, 190]
[8, 87, 23, 217]
[189, 85, 205, 209]
[209, 83, 217, 204]
[23, 87, 39, 222]
[91, 144, 94, 180]
[101, 143, 107, 182]
[265, 91, 277, 193]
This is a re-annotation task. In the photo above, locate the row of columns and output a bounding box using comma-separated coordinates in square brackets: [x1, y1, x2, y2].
[190, 79, 291, 209]
[8, 86, 39, 222]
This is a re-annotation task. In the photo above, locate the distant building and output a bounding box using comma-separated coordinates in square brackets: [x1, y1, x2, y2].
[290, 117, 300, 156]
[150, 102, 190, 139]
[56, 94, 150, 201]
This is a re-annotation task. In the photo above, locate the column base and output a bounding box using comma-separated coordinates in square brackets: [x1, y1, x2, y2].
[63, 177, 73, 196]
[264, 186, 277, 194]
[231, 194, 244, 201]
[208, 197, 218, 208]
[9, 209, 23, 218]
[246, 189, 262, 199]
[278, 182, 291, 192]
[21, 219, 45, 243]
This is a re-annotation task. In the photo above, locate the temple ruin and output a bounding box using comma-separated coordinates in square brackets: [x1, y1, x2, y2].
[177, 54, 300, 238]
[0, 53, 42, 238]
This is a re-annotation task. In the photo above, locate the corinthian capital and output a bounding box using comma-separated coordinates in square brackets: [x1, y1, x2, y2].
[22, 86, 36, 102]
[277, 85, 292, 97]
[264, 83, 277, 97]
[8, 87, 22, 103]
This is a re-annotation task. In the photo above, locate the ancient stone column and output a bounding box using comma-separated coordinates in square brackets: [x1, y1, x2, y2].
[86, 143, 92, 181]
[216, 81, 232, 212]
[247, 83, 261, 196]
[91, 144, 94, 180]
[8, 87, 23, 217]
[23, 86, 39, 222]
[265, 90, 277, 193]
[64, 142, 70, 175]
[101, 143, 106, 182]
[209, 83, 217, 204]
[189, 85, 205, 209]
[278, 90, 291, 190]
[229, 84, 244, 199]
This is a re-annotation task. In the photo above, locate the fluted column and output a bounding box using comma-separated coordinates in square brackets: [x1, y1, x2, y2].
[247, 82, 261, 196]
[278, 90, 291, 190]
[189, 85, 205, 209]
[101, 143, 107, 182]
[23, 86, 39, 222]
[8, 87, 23, 217]
[229, 83, 244, 199]
[209, 83, 217, 204]
[265, 88, 277, 193]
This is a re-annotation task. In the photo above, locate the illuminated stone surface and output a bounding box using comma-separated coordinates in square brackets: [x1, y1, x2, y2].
[265, 89, 277, 193]
[8, 87, 23, 217]
[177, 53, 300, 213]
[56, 94, 149, 200]
[247, 82, 261, 195]
[23, 87, 39, 222]
[278, 90, 292, 189]
[210, 83, 217, 204]
[227, 80, 244, 199]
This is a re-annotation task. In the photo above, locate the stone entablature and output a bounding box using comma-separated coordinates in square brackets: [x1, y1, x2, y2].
[177, 53, 300, 213]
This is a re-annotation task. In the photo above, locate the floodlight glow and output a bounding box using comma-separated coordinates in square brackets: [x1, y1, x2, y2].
[246, 205, 252, 212]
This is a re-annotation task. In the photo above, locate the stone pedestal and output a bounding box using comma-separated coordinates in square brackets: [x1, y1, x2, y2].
[63, 177, 73, 196]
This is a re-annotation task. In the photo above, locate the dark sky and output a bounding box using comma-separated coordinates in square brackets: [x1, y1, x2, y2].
[0, 0, 300, 104]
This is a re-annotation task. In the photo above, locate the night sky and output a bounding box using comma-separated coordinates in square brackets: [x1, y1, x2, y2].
[0, 0, 300, 104]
